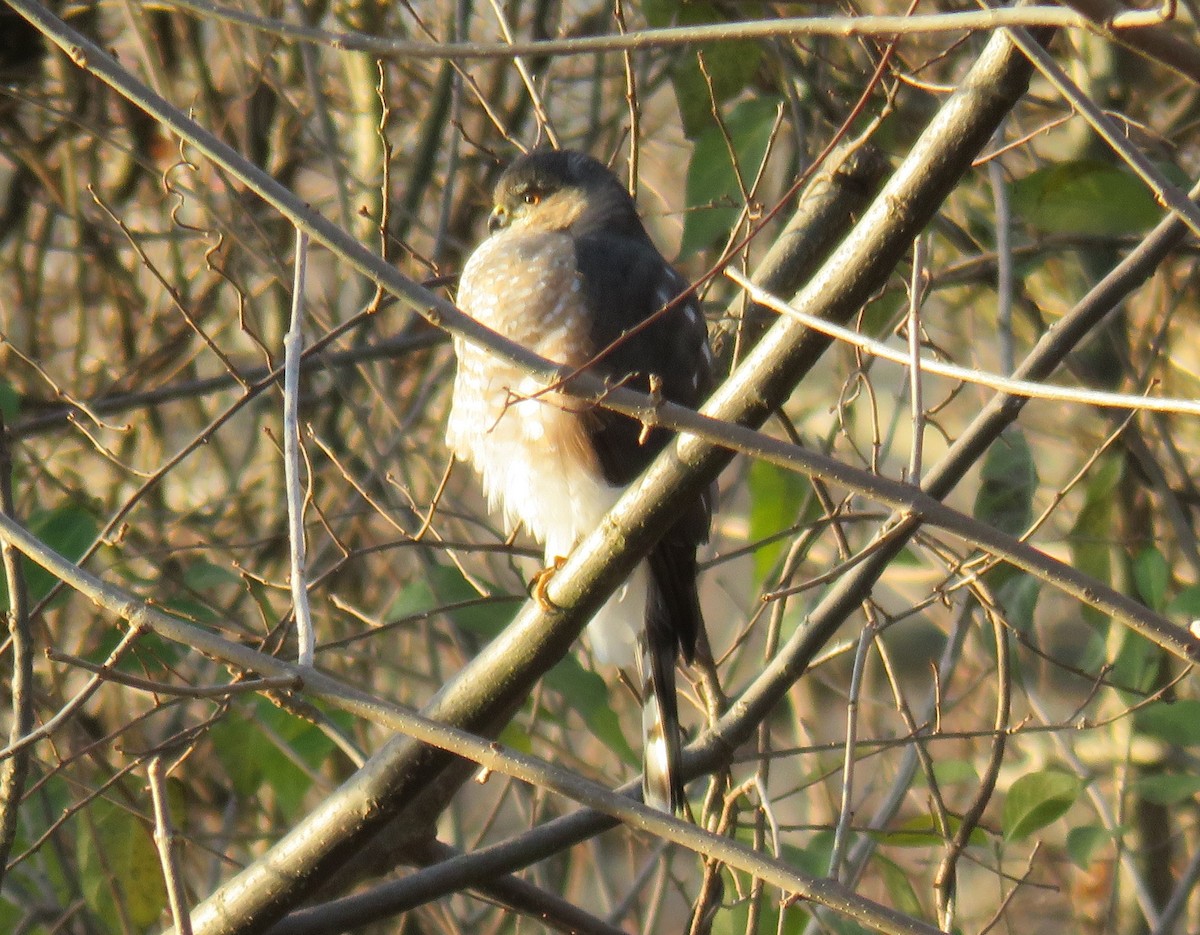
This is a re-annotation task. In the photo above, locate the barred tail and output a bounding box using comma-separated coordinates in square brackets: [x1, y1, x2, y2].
[640, 513, 707, 814]
[639, 630, 684, 813]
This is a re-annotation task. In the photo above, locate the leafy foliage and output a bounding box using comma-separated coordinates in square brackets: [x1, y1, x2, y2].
[1010, 161, 1164, 235]
[1003, 770, 1081, 842]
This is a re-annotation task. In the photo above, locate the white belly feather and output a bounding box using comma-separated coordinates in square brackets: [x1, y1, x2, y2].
[448, 229, 645, 667]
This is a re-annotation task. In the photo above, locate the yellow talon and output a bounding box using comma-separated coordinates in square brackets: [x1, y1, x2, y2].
[531, 556, 567, 609]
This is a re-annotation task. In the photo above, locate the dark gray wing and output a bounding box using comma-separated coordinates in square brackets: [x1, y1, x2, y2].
[573, 231, 714, 813]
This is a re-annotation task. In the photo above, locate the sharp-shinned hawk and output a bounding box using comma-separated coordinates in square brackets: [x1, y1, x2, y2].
[446, 149, 714, 813]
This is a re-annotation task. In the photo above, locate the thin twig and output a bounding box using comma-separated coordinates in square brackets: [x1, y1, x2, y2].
[284, 230, 315, 667]
[614, 0, 638, 199]
[977, 844, 1043, 935]
[46, 650, 300, 698]
[0, 418, 32, 885]
[828, 621, 877, 880]
[149, 755, 194, 935]
[0, 625, 143, 762]
[907, 234, 927, 482]
[934, 588, 1010, 929]
[157, 0, 1173, 60]
[987, 125, 1015, 375]
[799, 604, 974, 935]
[728, 268, 1200, 417]
[10, 329, 443, 439]
[91, 186, 251, 390]
[484, 0, 559, 148]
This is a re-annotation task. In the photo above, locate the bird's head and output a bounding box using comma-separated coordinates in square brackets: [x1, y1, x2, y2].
[487, 149, 644, 238]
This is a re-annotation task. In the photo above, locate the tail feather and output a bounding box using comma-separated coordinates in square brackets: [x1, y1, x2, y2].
[639, 630, 683, 813]
[639, 534, 703, 813]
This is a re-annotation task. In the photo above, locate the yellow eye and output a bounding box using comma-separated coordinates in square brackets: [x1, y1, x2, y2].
[522, 191, 541, 206]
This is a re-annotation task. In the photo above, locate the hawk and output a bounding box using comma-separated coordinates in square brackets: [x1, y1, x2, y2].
[446, 149, 713, 813]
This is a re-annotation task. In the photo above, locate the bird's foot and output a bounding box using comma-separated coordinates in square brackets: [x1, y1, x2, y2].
[530, 556, 567, 609]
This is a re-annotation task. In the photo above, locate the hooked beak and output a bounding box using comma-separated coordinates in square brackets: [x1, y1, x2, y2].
[487, 205, 508, 233]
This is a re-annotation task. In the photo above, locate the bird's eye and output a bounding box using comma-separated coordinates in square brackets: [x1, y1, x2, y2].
[522, 191, 541, 206]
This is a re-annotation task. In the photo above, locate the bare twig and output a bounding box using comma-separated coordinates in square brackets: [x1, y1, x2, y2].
[46, 650, 300, 698]
[284, 229, 315, 667]
[987, 126, 1015, 375]
[934, 589, 1011, 929]
[0, 625, 143, 762]
[0, 419, 32, 886]
[907, 234, 927, 482]
[1060, 0, 1200, 85]
[157, 0, 1172, 59]
[483, 0, 560, 148]
[149, 755, 194, 935]
[728, 268, 1200, 417]
[828, 620, 878, 880]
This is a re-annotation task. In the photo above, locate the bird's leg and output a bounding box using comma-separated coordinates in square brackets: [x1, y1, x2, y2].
[530, 556, 567, 609]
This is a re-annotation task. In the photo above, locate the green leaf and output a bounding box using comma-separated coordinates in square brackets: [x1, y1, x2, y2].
[9, 502, 101, 605]
[786, 830, 836, 875]
[1168, 584, 1200, 618]
[545, 655, 638, 765]
[1134, 699, 1200, 746]
[1069, 456, 1122, 623]
[249, 742, 312, 821]
[183, 559, 242, 591]
[1111, 630, 1159, 697]
[643, 0, 765, 138]
[78, 797, 167, 932]
[210, 700, 335, 819]
[387, 577, 437, 619]
[914, 759, 979, 788]
[209, 714, 266, 797]
[0, 380, 19, 422]
[497, 720, 533, 754]
[1066, 824, 1120, 869]
[0, 896, 25, 935]
[1003, 769, 1080, 841]
[1133, 547, 1169, 611]
[260, 699, 337, 767]
[993, 570, 1041, 632]
[168, 597, 228, 624]
[86, 628, 182, 678]
[974, 429, 1037, 537]
[975, 429, 1041, 629]
[682, 96, 782, 255]
[1134, 773, 1200, 805]
[1012, 161, 1164, 235]
[747, 459, 806, 586]
[874, 854, 926, 919]
[427, 564, 513, 638]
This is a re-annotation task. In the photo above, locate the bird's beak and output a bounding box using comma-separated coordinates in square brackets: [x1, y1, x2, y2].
[487, 205, 508, 233]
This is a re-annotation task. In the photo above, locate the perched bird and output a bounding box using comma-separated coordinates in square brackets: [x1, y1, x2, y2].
[446, 149, 714, 812]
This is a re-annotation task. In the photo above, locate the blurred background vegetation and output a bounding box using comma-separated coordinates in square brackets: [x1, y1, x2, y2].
[2, 1, 1200, 933]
